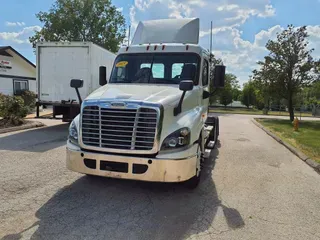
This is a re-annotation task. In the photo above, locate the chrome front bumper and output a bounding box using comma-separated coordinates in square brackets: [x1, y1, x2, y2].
[66, 142, 197, 183]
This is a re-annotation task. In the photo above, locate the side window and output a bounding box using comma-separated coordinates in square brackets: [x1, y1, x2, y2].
[140, 63, 164, 78]
[172, 63, 184, 78]
[202, 60, 209, 86]
[13, 80, 28, 95]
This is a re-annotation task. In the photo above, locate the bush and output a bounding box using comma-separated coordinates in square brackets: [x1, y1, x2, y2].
[16, 90, 37, 113]
[0, 95, 28, 125]
[0, 93, 6, 116]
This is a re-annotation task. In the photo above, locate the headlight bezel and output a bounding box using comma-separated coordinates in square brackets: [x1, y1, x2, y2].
[68, 120, 79, 145]
[161, 127, 191, 151]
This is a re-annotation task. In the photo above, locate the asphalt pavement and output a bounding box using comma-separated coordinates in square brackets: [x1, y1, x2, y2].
[0, 115, 319, 240]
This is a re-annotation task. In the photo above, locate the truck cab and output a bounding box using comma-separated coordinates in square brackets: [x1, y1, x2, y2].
[66, 18, 225, 188]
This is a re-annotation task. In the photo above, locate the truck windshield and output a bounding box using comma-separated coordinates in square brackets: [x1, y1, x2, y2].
[109, 53, 200, 85]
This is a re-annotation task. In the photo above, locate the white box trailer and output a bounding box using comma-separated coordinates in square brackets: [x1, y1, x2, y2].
[36, 42, 116, 121]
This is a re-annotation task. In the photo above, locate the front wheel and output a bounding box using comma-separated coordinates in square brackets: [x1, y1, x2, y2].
[185, 140, 203, 189]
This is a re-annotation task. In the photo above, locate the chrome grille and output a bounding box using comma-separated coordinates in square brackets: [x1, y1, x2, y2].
[81, 106, 157, 151]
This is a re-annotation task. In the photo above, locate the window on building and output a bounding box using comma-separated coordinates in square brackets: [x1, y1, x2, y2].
[202, 60, 209, 86]
[13, 80, 28, 95]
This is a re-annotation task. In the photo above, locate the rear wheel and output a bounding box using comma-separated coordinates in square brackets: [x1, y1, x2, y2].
[185, 139, 204, 189]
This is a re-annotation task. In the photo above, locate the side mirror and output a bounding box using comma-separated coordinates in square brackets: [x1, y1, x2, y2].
[213, 65, 226, 88]
[70, 79, 83, 88]
[174, 81, 194, 116]
[99, 66, 107, 86]
[179, 80, 194, 91]
[70, 79, 83, 104]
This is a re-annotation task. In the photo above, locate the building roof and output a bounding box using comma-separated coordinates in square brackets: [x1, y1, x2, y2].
[0, 46, 35, 68]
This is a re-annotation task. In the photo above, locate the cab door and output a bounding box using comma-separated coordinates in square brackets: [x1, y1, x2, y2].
[200, 58, 210, 121]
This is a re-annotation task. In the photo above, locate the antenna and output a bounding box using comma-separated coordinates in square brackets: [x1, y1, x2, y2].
[128, 25, 131, 46]
[210, 21, 213, 62]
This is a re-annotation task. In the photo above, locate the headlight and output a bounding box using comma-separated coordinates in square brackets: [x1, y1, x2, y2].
[68, 120, 79, 145]
[161, 127, 190, 150]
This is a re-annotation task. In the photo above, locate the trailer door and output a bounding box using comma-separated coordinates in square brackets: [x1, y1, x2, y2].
[39, 46, 89, 103]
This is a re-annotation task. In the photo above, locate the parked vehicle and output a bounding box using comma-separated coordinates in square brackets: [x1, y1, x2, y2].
[66, 18, 225, 188]
[36, 42, 116, 121]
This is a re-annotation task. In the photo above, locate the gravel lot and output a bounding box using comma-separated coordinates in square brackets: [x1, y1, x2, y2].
[0, 115, 319, 240]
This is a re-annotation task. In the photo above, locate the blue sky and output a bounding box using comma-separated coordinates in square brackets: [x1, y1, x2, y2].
[1, 0, 320, 85]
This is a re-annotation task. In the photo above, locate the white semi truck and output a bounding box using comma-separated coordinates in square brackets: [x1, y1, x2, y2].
[36, 42, 116, 121]
[66, 18, 225, 188]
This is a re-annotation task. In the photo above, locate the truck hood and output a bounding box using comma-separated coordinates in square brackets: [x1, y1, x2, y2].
[86, 84, 182, 106]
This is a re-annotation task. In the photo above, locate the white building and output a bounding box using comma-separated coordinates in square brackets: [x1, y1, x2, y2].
[0, 46, 36, 96]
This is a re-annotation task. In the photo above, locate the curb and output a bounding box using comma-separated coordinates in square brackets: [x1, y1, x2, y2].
[252, 118, 320, 173]
[0, 121, 45, 134]
[25, 112, 53, 119]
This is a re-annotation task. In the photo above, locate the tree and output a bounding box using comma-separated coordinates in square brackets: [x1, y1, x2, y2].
[227, 74, 241, 101]
[219, 74, 235, 108]
[256, 25, 317, 121]
[252, 61, 277, 113]
[29, 0, 126, 53]
[232, 88, 242, 101]
[219, 84, 233, 108]
[241, 81, 256, 108]
[301, 80, 320, 107]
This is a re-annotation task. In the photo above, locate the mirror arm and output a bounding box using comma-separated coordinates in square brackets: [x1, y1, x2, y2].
[174, 91, 186, 116]
[75, 88, 82, 105]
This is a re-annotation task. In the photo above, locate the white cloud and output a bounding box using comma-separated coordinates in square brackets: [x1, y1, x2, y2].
[134, 0, 157, 11]
[217, 4, 239, 12]
[253, 25, 283, 46]
[0, 25, 41, 44]
[307, 25, 320, 58]
[5, 21, 26, 27]
[168, 1, 192, 19]
[116, 7, 123, 12]
[258, 4, 276, 17]
[188, 0, 206, 7]
[129, 5, 138, 29]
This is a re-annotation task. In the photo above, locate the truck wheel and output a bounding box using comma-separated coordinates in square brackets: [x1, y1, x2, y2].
[185, 141, 203, 189]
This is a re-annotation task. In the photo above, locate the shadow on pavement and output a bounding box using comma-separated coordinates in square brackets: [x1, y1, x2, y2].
[0, 124, 69, 153]
[2, 141, 244, 240]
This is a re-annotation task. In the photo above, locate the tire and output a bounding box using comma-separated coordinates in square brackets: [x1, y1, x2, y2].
[185, 139, 203, 189]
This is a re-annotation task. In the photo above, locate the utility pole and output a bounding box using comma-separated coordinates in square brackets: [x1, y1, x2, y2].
[128, 25, 131, 46]
[210, 21, 213, 62]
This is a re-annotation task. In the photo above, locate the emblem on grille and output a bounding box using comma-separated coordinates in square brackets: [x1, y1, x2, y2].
[110, 102, 126, 108]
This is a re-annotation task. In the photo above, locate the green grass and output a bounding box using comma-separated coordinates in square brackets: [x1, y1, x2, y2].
[257, 119, 320, 163]
[210, 108, 313, 117]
